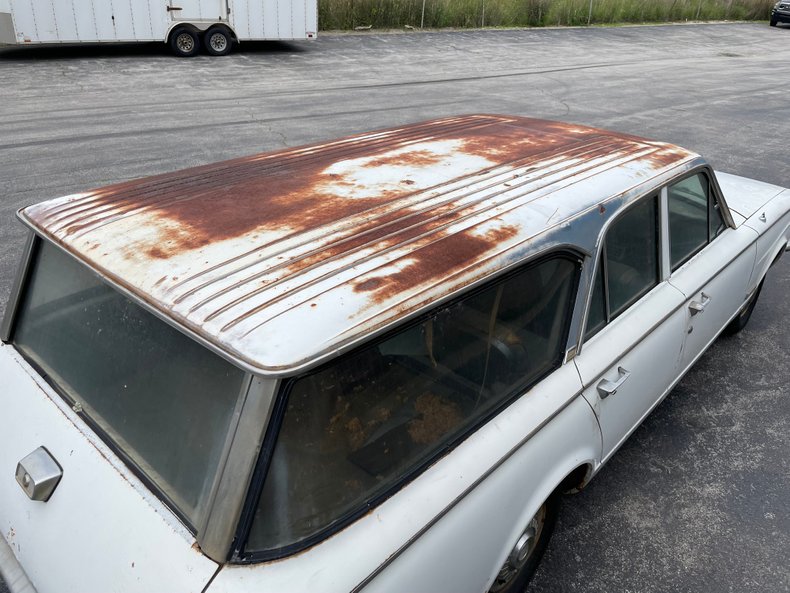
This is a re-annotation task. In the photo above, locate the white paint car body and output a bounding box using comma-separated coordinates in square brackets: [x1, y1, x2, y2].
[1, 115, 788, 593]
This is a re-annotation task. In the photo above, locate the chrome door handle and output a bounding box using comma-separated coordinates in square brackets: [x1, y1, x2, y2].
[688, 292, 711, 316]
[597, 366, 631, 399]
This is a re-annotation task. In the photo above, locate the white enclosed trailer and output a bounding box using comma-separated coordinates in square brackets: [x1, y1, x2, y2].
[0, 0, 318, 56]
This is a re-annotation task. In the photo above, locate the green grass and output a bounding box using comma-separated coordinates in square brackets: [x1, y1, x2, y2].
[318, 0, 774, 29]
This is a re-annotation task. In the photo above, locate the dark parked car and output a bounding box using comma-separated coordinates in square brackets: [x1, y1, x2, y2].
[771, 1, 790, 25]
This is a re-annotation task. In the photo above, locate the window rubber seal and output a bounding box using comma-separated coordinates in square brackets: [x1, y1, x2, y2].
[230, 249, 583, 564]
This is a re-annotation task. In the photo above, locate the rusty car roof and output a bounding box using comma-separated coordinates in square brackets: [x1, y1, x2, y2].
[19, 114, 697, 374]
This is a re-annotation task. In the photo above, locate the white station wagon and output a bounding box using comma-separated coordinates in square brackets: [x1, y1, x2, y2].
[1, 115, 788, 593]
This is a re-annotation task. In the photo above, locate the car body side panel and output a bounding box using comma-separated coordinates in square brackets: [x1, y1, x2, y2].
[0, 343, 218, 593]
[744, 189, 790, 291]
[359, 396, 600, 593]
[575, 282, 687, 462]
[668, 227, 757, 370]
[715, 171, 786, 220]
[208, 364, 596, 593]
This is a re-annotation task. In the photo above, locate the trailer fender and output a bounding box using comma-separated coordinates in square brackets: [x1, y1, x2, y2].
[164, 22, 237, 44]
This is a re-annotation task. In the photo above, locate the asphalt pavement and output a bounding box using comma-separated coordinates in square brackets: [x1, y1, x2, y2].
[1, 22, 788, 593]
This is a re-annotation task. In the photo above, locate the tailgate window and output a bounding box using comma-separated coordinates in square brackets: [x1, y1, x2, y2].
[12, 241, 246, 526]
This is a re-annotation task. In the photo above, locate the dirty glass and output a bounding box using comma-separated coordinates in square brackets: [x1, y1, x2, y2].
[605, 196, 659, 316]
[669, 173, 709, 270]
[247, 255, 578, 552]
[13, 241, 245, 525]
[584, 195, 659, 339]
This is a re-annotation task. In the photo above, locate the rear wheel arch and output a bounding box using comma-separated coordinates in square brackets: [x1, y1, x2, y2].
[559, 462, 594, 493]
[488, 462, 596, 593]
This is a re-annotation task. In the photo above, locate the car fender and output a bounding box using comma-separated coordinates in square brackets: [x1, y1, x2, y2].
[745, 189, 790, 292]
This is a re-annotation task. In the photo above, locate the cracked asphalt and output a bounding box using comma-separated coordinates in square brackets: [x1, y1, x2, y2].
[1, 22, 788, 593]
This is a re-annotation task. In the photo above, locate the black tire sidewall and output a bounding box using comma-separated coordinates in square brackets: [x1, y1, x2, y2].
[170, 26, 200, 57]
[493, 494, 560, 593]
[204, 27, 233, 56]
[724, 281, 763, 336]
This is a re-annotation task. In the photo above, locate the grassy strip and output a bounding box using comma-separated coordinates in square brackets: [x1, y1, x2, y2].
[319, 0, 775, 29]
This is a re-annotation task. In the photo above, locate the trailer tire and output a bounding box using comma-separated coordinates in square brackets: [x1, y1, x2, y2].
[204, 27, 233, 56]
[170, 26, 200, 57]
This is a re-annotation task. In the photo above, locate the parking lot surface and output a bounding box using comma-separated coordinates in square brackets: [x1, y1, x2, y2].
[1, 22, 788, 593]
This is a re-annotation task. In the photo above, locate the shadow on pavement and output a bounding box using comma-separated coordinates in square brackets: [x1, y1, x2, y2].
[0, 39, 306, 60]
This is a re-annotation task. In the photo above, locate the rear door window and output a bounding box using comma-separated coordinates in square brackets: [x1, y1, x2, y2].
[586, 195, 660, 338]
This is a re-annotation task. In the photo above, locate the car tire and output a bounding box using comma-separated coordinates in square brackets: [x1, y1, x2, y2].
[770, 18, 777, 26]
[724, 280, 763, 336]
[170, 26, 200, 57]
[489, 493, 560, 593]
[204, 27, 233, 56]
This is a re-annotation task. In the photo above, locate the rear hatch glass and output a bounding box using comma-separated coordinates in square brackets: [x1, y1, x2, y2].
[12, 240, 246, 526]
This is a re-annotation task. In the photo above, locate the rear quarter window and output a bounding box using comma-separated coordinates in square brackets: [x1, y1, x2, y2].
[245, 253, 580, 554]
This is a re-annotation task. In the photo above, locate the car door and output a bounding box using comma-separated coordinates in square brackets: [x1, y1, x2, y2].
[574, 193, 687, 461]
[664, 171, 757, 372]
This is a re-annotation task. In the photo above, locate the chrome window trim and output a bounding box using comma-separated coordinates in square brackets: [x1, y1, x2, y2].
[580, 192, 661, 342]
[576, 160, 734, 356]
[199, 376, 280, 561]
[707, 167, 737, 230]
[601, 242, 611, 321]
[660, 187, 672, 281]
[0, 230, 36, 343]
[234, 248, 584, 563]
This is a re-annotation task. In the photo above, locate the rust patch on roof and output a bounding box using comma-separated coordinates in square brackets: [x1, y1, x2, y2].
[19, 114, 700, 374]
[354, 278, 387, 292]
[642, 145, 693, 169]
[31, 115, 684, 264]
[353, 224, 520, 304]
[458, 121, 597, 162]
[364, 149, 445, 169]
[28, 116, 692, 268]
[201, 206, 475, 326]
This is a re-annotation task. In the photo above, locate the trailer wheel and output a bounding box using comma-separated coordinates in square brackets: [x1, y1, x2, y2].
[170, 26, 200, 57]
[204, 27, 233, 56]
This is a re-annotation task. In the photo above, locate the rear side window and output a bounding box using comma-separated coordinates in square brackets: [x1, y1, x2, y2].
[13, 241, 246, 526]
[245, 254, 580, 554]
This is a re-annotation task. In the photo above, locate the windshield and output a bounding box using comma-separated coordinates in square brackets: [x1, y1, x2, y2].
[12, 240, 246, 526]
